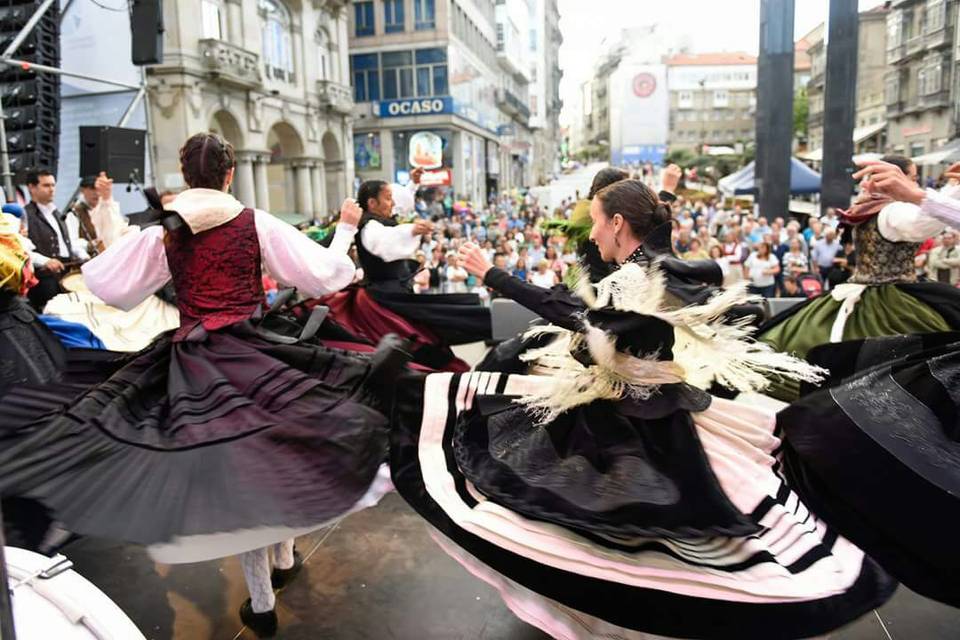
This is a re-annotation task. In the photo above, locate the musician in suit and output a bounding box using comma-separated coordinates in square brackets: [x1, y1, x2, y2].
[24, 170, 89, 310]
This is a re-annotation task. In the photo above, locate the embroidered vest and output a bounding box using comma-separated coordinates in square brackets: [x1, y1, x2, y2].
[849, 216, 919, 285]
[164, 208, 264, 340]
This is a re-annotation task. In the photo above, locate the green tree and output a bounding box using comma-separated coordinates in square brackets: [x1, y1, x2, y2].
[793, 87, 809, 140]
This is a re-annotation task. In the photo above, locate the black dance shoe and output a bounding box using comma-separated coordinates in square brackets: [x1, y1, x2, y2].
[239, 599, 278, 638]
[270, 549, 303, 589]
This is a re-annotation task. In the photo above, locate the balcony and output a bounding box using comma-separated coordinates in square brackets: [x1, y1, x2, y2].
[905, 34, 925, 58]
[918, 89, 951, 110]
[497, 88, 531, 124]
[925, 26, 951, 49]
[886, 100, 906, 118]
[316, 80, 353, 115]
[887, 44, 906, 64]
[198, 39, 261, 89]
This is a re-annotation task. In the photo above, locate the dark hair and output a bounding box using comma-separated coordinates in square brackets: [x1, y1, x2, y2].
[588, 167, 629, 199]
[357, 179, 388, 213]
[80, 175, 97, 188]
[179, 133, 236, 190]
[595, 179, 671, 240]
[881, 154, 914, 175]
[25, 169, 55, 186]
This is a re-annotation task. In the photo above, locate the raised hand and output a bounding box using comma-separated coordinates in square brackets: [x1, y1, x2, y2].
[412, 219, 434, 236]
[853, 160, 925, 205]
[662, 164, 683, 194]
[457, 242, 493, 280]
[339, 198, 362, 226]
[95, 171, 113, 202]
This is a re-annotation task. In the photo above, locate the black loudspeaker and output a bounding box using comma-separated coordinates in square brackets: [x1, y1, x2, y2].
[79, 126, 146, 182]
[0, 0, 60, 178]
[130, 0, 164, 65]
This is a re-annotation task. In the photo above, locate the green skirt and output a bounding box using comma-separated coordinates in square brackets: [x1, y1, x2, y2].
[758, 285, 951, 400]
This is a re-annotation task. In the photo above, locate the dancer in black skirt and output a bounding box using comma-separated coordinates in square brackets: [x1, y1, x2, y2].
[388, 179, 895, 640]
[775, 159, 960, 609]
[0, 133, 407, 637]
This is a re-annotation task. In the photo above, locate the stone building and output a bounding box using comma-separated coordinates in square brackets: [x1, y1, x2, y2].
[884, 0, 959, 159]
[147, 0, 354, 222]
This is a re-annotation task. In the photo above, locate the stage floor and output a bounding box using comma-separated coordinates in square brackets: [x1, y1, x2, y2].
[59, 492, 960, 640]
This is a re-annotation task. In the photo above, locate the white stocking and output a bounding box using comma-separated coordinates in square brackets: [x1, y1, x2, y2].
[240, 547, 276, 613]
[272, 538, 295, 570]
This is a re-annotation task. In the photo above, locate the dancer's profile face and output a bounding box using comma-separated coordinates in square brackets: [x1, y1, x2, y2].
[588, 197, 619, 264]
[368, 185, 394, 217]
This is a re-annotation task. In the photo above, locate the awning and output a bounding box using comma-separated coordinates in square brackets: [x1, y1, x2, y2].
[718, 158, 821, 196]
[797, 122, 887, 162]
[797, 149, 882, 163]
[913, 139, 960, 166]
[853, 120, 887, 144]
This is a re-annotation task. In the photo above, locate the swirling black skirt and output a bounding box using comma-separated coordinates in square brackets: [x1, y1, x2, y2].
[778, 335, 960, 608]
[0, 322, 393, 562]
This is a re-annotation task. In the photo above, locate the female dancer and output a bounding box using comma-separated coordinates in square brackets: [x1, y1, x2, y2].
[757, 155, 960, 399]
[776, 159, 960, 609]
[0, 133, 406, 637]
[389, 179, 894, 640]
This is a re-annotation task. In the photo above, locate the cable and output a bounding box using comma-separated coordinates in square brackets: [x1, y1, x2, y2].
[88, 0, 128, 12]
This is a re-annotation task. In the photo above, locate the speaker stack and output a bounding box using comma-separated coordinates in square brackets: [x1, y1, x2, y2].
[0, 0, 60, 179]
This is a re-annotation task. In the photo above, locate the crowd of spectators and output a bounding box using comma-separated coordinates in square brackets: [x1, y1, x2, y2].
[369, 164, 959, 303]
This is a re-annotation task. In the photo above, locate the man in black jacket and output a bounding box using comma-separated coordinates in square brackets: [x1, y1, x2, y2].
[23, 170, 88, 310]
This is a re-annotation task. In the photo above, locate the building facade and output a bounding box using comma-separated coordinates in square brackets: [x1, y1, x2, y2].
[347, 0, 542, 204]
[806, 6, 889, 159]
[148, 0, 355, 222]
[526, 0, 563, 185]
[666, 53, 757, 152]
[884, 0, 959, 159]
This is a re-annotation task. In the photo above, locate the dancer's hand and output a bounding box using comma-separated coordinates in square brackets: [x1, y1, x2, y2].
[662, 164, 682, 194]
[412, 219, 433, 236]
[45, 258, 64, 273]
[410, 167, 424, 185]
[853, 160, 925, 205]
[944, 162, 960, 184]
[458, 242, 492, 280]
[95, 172, 113, 202]
[339, 198, 362, 226]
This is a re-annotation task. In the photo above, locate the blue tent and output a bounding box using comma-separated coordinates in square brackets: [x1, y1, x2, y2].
[718, 158, 821, 196]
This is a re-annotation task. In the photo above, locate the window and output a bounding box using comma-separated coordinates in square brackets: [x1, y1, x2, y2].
[919, 59, 943, 95]
[414, 0, 435, 30]
[925, 0, 946, 32]
[713, 90, 729, 108]
[530, 28, 537, 52]
[384, 0, 404, 33]
[351, 53, 380, 102]
[416, 47, 448, 96]
[316, 27, 332, 81]
[678, 91, 693, 109]
[887, 11, 903, 48]
[355, 1, 375, 37]
[910, 142, 925, 157]
[382, 51, 414, 99]
[260, 0, 294, 83]
[201, 0, 224, 40]
[885, 74, 900, 104]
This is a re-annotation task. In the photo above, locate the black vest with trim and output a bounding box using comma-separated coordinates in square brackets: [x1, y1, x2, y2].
[25, 202, 73, 260]
[356, 212, 419, 292]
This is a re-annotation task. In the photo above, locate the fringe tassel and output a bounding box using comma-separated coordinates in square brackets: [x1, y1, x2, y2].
[514, 261, 824, 420]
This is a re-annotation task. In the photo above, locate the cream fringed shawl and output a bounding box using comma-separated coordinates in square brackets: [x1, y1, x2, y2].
[516, 262, 824, 423]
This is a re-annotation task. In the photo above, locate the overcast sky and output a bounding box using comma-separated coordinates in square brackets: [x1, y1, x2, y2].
[558, 0, 885, 124]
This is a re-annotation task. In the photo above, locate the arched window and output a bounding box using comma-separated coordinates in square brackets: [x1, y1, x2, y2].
[259, 0, 294, 83]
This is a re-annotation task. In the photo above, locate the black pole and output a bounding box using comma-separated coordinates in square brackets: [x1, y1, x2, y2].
[820, 0, 860, 213]
[0, 504, 17, 640]
[756, 0, 795, 219]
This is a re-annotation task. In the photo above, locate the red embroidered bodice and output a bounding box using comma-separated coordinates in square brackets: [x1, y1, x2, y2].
[164, 208, 263, 340]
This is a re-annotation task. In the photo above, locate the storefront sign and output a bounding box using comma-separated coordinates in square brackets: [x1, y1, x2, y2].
[419, 168, 453, 186]
[409, 131, 444, 169]
[375, 97, 454, 118]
